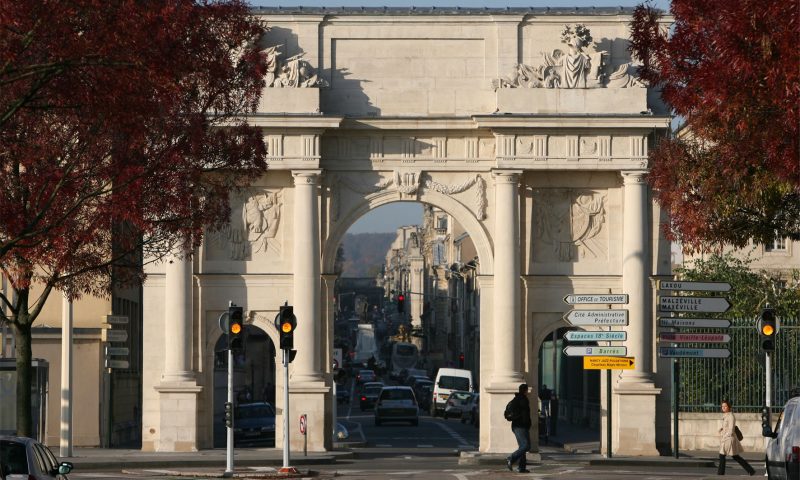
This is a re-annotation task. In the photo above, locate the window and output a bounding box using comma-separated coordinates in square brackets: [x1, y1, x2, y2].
[765, 236, 787, 252]
[438, 376, 470, 391]
[0, 440, 29, 474]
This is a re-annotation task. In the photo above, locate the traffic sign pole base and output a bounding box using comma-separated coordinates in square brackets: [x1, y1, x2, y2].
[278, 466, 300, 474]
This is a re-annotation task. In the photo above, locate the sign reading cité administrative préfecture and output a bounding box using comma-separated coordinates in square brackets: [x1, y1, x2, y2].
[658, 296, 730, 313]
[563, 309, 628, 326]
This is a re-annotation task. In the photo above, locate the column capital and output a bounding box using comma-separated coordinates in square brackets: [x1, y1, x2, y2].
[620, 170, 648, 184]
[491, 169, 522, 184]
[292, 169, 323, 185]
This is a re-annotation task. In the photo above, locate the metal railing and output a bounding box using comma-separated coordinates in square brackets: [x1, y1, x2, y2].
[677, 317, 799, 413]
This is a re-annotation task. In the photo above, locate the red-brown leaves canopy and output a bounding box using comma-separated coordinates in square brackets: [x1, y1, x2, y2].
[630, 0, 799, 250]
[0, 1, 268, 297]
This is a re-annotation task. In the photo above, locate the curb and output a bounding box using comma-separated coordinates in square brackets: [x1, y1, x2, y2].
[70, 452, 353, 471]
[458, 451, 542, 466]
[589, 458, 716, 468]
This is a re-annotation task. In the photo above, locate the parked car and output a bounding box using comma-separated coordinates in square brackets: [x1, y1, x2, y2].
[233, 402, 275, 446]
[443, 390, 473, 419]
[360, 382, 384, 411]
[336, 385, 350, 404]
[406, 375, 430, 389]
[0, 436, 74, 479]
[461, 392, 479, 427]
[356, 369, 376, 385]
[764, 394, 800, 480]
[375, 386, 419, 426]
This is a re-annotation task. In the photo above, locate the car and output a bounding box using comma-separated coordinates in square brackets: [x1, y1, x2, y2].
[405, 375, 430, 388]
[763, 394, 800, 480]
[412, 379, 434, 399]
[233, 402, 275, 446]
[0, 436, 74, 479]
[335, 385, 350, 404]
[443, 390, 473, 419]
[461, 392, 479, 427]
[432, 368, 473, 417]
[360, 383, 384, 411]
[374, 386, 419, 426]
[356, 369, 376, 385]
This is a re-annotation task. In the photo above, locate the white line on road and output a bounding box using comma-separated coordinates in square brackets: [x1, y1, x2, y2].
[428, 418, 475, 448]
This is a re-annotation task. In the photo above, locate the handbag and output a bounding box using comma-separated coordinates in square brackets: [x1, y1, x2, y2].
[734, 425, 743, 441]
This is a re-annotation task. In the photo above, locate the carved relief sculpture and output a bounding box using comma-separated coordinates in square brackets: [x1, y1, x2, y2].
[210, 190, 283, 260]
[535, 189, 607, 262]
[264, 45, 328, 88]
[492, 24, 643, 90]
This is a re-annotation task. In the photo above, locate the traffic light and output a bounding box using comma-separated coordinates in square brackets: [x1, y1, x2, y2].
[224, 402, 233, 428]
[458, 352, 465, 368]
[757, 307, 778, 352]
[277, 305, 296, 350]
[761, 405, 776, 437]
[397, 294, 405, 313]
[228, 305, 244, 351]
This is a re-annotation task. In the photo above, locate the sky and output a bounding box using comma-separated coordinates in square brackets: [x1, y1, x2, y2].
[254, 0, 671, 233]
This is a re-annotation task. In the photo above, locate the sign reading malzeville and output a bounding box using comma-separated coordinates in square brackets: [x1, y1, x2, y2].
[564, 309, 628, 326]
[658, 296, 730, 313]
[563, 294, 628, 305]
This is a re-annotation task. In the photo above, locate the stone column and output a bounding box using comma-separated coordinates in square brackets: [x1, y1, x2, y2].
[490, 170, 524, 386]
[292, 170, 323, 384]
[155, 251, 202, 452]
[614, 170, 660, 456]
[619, 171, 653, 384]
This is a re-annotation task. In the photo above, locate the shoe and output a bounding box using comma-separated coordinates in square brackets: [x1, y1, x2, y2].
[518, 468, 531, 473]
[506, 457, 513, 471]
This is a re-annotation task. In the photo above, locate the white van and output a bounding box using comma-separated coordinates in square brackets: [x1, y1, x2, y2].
[431, 368, 473, 416]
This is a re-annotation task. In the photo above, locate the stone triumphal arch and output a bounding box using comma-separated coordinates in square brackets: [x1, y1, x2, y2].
[141, 7, 673, 456]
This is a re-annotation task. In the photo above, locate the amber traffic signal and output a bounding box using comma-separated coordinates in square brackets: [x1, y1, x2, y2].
[228, 305, 244, 351]
[277, 305, 296, 350]
[757, 307, 778, 352]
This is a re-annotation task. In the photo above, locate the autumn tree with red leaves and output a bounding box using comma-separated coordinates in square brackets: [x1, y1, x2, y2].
[630, 0, 799, 251]
[0, 0, 268, 436]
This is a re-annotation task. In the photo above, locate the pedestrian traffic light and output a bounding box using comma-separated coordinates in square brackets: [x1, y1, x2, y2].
[761, 406, 776, 437]
[277, 305, 296, 350]
[397, 294, 405, 313]
[224, 402, 233, 428]
[228, 305, 244, 351]
[458, 352, 465, 368]
[757, 307, 778, 352]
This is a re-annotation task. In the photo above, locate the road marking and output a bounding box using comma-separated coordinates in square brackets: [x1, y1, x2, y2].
[428, 417, 475, 448]
[376, 443, 392, 447]
[417, 444, 434, 447]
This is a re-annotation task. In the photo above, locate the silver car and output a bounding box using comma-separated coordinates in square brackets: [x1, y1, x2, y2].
[0, 436, 73, 479]
[374, 386, 419, 426]
[764, 395, 800, 480]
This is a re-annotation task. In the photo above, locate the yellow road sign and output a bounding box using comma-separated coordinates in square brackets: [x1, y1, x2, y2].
[583, 356, 635, 370]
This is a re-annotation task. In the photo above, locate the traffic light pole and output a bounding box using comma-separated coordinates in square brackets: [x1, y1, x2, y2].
[225, 347, 234, 476]
[766, 351, 772, 411]
[280, 348, 298, 474]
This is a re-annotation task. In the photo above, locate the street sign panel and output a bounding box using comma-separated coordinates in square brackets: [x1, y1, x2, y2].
[105, 346, 130, 356]
[105, 359, 129, 369]
[658, 318, 731, 329]
[583, 356, 636, 370]
[563, 346, 628, 357]
[659, 333, 731, 344]
[658, 347, 731, 358]
[102, 314, 129, 325]
[565, 331, 627, 342]
[563, 294, 628, 305]
[658, 296, 730, 313]
[299, 414, 307, 435]
[102, 329, 128, 342]
[564, 309, 628, 326]
[657, 281, 731, 292]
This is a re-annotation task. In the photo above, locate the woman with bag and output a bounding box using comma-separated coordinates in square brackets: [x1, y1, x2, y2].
[717, 399, 755, 475]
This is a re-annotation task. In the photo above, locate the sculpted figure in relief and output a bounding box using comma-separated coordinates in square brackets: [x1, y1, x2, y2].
[212, 190, 283, 260]
[264, 45, 328, 88]
[536, 190, 606, 262]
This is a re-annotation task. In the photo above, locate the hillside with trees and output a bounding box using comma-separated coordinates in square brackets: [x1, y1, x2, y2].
[340, 233, 395, 278]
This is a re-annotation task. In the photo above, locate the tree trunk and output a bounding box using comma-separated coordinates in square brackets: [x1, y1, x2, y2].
[13, 320, 33, 437]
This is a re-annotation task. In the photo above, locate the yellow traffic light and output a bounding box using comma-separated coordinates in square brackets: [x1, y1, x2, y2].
[281, 322, 293, 333]
[761, 324, 774, 336]
[230, 323, 242, 335]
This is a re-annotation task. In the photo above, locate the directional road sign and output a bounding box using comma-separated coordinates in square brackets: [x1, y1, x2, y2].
[105, 359, 130, 369]
[658, 296, 730, 313]
[583, 356, 636, 370]
[564, 309, 628, 326]
[657, 281, 731, 292]
[565, 331, 627, 342]
[658, 347, 731, 358]
[563, 346, 627, 357]
[564, 294, 628, 305]
[105, 346, 130, 356]
[659, 333, 731, 344]
[658, 318, 731, 329]
[102, 329, 128, 343]
[102, 314, 129, 325]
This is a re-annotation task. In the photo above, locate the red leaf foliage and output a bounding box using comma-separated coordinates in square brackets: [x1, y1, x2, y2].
[630, 0, 799, 250]
[0, 1, 268, 299]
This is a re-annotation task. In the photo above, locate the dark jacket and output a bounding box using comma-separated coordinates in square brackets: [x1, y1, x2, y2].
[509, 392, 532, 430]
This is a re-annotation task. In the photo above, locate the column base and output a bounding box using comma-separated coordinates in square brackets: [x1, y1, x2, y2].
[482, 384, 531, 454]
[613, 383, 662, 456]
[153, 382, 203, 452]
[278, 382, 331, 452]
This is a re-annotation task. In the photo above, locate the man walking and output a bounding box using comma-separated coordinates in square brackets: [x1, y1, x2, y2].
[506, 383, 532, 473]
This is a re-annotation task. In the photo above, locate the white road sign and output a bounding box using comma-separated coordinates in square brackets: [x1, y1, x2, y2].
[564, 331, 627, 342]
[563, 294, 628, 305]
[658, 347, 731, 358]
[659, 333, 731, 343]
[564, 309, 629, 326]
[102, 329, 128, 343]
[563, 346, 628, 357]
[299, 414, 307, 435]
[658, 318, 731, 329]
[102, 314, 129, 325]
[105, 359, 130, 369]
[105, 347, 130, 356]
[657, 281, 731, 292]
[658, 296, 730, 313]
